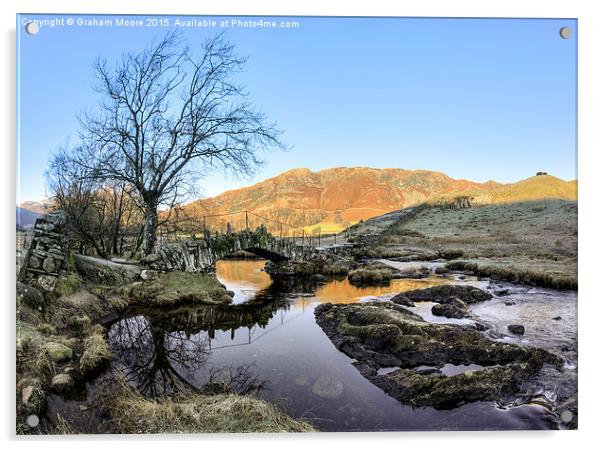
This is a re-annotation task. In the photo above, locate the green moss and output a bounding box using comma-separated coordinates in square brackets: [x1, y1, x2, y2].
[44, 342, 73, 363]
[314, 302, 562, 408]
[122, 271, 233, 307]
[50, 272, 82, 300]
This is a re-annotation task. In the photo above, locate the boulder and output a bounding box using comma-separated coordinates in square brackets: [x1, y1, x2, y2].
[494, 288, 510, 296]
[44, 342, 73, 362]
[36, 275, 57, 292]
[75, 254, 142, 285]
[431, 298, 468, 318]
[140, 269, 159, 281]
[21, 378, 45, 414]
[16, 282, 45, 308]
[390, 285, 492, 309]
[508, 324, 525, 335]
[389, 293, 415, 307]
[408, 285, 493, 304]
[50, 373, 74, 392]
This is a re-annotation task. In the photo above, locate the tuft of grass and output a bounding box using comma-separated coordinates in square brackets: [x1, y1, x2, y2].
[110, 383, 315, 433]
[122, 272, 233, 307]
[49, 289, 114, 329]
[79, 325, 112, 375]
[446, 260, 577, 290]
[348, 267, 392, 286]
[19, 377, 45, 415]
[51, 414, 77, 435]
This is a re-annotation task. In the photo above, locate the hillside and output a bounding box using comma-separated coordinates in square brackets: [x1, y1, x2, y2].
[181, 168, 576, 234]
[16, 207, 41, 230]
[18, 200, 51, 215]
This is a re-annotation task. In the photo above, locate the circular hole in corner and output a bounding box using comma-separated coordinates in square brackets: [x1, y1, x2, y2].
[559, 26, 572, 39]
[25, 22, 40, 35]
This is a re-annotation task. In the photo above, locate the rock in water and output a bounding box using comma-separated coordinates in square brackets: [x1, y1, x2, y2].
[431, 298, 469, 318]
[311, 375, 344, 399]
[314, 302, 561, 409]
[389, 293, 415, 307]
[402, 285, 493, 304]
[508, 324, 525, 335]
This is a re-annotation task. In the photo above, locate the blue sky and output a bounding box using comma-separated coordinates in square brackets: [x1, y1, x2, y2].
[17, 15, 577, 202]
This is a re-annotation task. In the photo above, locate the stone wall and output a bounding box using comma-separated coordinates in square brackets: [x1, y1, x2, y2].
[142, 226, 315, 273]
[18, 211, 68, 291]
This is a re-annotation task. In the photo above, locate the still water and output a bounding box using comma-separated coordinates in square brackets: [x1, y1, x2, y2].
[107, 259, 570, 431]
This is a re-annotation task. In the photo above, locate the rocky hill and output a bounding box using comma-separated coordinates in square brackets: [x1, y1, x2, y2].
[181, 168, 576, 234]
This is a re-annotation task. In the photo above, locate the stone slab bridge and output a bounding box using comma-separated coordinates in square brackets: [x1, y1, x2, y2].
[141, 226, 318, 273]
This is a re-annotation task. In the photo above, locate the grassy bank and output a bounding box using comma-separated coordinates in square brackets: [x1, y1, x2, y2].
[17, 267, 314, 434]
[110, 383, 315, 433]
[348, 199, 577, 289]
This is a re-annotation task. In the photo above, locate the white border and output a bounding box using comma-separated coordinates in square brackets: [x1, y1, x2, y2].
[2, 1, 600, 448]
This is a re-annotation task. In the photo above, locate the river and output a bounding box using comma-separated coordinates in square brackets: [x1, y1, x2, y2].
[106, 259, 577, 431]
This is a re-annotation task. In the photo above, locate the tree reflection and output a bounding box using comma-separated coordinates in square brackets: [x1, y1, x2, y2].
[109, 316, 209, 396]
[108, 289, 297, 397]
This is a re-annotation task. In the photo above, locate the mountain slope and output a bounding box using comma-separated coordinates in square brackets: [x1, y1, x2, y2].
[182, 167, 575, 234]
[16, 207, 41, 230]
[472, 174, 577, 204]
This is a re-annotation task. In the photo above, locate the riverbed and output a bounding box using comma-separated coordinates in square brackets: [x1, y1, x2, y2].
[106, 259, 577, 431]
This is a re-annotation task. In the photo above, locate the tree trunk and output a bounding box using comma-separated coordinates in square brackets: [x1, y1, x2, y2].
[142, 201, 159, 255]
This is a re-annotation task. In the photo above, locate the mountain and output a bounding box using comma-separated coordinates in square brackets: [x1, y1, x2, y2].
[182, 167, 577, 234]
[16, 207, 41, 230]
[19, 200, 51, 215]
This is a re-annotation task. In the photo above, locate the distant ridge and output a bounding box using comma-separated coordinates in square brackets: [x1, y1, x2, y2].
[181, 167, 576, 233]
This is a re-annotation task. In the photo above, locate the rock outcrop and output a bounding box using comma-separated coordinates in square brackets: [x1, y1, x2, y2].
[314, 302, 562, 409]
[75, 254, 142, 286]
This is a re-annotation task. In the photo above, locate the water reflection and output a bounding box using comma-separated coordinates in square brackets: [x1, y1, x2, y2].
[109, 316, 210, 396]
[106, 260, 565, 431]
[216, 259, 272, 304]
[315, 276, 448, 304]
[108, 284, 295, 397]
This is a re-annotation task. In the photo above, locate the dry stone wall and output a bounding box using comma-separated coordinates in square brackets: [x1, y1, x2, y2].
[18, 212, 68, 291]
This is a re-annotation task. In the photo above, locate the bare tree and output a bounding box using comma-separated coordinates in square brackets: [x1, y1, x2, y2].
[48, 147, 147, 257]
[69, 31, 283, 255]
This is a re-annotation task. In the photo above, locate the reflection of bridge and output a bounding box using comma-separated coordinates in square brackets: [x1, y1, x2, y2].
[148, 210, 353, 272]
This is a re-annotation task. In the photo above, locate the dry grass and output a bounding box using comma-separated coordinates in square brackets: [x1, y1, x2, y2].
[79, 324, 112, 374]
[110, 383, 315, 433]
[348, 267, 392, 286]
[363, 199, 577, 288]
[50, 289, 114, 329]
[446, 259, 577, 290]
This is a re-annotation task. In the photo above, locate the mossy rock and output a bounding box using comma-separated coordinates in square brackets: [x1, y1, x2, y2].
[122, 271, 233, 307]
[44, 342, 72, 363]
[314, 302, 562, 409]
